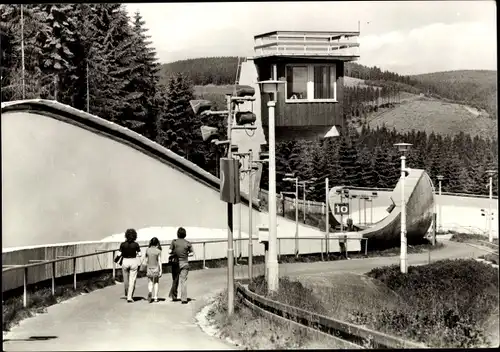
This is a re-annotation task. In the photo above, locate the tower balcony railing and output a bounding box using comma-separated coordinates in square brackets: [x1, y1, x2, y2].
[253, 30, 360, 59]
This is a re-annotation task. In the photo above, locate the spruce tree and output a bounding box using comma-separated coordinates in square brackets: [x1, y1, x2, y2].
[124, 10, 161, 141]
[156, 73, 197, 158]
[1, 4, 51, 100]
[338, 135, 362, 187]
[39, 4, 80, 104]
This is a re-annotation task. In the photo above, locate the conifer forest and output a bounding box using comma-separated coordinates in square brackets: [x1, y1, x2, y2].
[1, 4, 497, 200]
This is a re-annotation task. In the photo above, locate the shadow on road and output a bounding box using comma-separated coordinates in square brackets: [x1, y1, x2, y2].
[3, 336, 58, 342]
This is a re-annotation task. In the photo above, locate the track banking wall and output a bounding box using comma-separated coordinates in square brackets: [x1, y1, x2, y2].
[2, 100, 361, 293]
[2, 100, 244, 248]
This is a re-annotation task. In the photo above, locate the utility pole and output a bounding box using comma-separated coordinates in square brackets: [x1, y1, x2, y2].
[225, 94, 235, 315]
[86, 62, 90, 113]
[325, 178, 329, 257]
[234, 150, 259, 279]
[54, 75, 58, 101]
[21, 4, 25, 100]
[248, 150, 254, 279]
[191, 86, 257, 314]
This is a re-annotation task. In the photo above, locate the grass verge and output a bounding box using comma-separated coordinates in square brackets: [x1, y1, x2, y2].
[204, 287, 337, 349]
[246, 259, 499, 348]
[269, 241, 444, 265]
[2, 273, 115, 332]
[354, 259, 499, 347]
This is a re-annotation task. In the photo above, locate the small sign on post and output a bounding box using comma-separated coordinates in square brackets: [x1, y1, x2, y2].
[220, 158, 241, 204]
[334, 203, 350, 216]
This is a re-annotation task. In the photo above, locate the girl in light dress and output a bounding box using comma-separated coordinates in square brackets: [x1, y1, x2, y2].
[143, 237, 163, 303]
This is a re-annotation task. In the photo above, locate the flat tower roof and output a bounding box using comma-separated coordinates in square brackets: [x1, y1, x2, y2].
[253, 30, 360, 61]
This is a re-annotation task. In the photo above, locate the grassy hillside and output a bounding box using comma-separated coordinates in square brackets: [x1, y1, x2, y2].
[411, 70, 497, 119]
[159, 57, 242, 87]
[366, 94, 498, 140]
[192, 83, 497, 139]
[161, 57, 497, 138]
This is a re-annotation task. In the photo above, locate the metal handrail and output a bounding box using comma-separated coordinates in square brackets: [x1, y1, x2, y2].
[2, 236, 364, 273]
[259, 188, 498, 213]
[236, 283, 427, 349]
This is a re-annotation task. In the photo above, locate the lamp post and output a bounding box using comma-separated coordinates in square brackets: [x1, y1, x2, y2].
[486, 170, 496, 242]
[258, 79, 285, 292]
[394, 142, 412, 274]
[300, 178, 317, 224]
[283, 174, 300, 257]
[437, 175, 444, 233]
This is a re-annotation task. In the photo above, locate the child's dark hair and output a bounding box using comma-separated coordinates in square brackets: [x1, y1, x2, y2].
[149, 237, 162, 250]
[177, 227, 187, 239]
[125, 228, 137, 242]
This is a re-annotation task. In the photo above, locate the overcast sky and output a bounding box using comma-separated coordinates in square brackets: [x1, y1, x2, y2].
[125, 1, 496, 75]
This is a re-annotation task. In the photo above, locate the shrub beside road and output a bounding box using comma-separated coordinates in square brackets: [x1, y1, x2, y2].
[358, 259, 499, 347]
[207, 259, 499, 349]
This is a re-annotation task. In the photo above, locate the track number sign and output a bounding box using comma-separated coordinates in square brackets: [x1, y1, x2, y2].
[334, 203, 349, 215]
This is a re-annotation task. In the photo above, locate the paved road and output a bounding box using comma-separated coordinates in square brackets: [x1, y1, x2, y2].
[3, 240, 490, 351]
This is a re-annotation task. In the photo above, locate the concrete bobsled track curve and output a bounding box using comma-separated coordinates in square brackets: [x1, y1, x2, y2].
[2, 100, 359, 250]
[328, 169, 435, 245]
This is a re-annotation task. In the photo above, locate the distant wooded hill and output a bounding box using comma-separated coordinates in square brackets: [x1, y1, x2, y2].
[160, 57, 497, 119]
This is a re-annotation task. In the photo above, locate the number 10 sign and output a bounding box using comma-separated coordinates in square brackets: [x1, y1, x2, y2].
[334, 203, 350, 215]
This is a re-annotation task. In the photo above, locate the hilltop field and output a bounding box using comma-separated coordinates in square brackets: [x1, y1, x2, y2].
[190, 81, 497, 140]
[366, 94, 497, 140]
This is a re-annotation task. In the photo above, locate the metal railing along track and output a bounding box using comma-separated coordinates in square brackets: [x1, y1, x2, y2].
[236, 282, 427, 349]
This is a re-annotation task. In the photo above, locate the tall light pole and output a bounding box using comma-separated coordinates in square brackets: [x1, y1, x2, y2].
[284, 174, 300, 257]
[190, 85, 257, 315]
[486, 170, 496, 243]
[300, 178, 317, 223]
[437, 175, 444, 233]
[394, 142, 412, 274]
[258, 79, 285, 292]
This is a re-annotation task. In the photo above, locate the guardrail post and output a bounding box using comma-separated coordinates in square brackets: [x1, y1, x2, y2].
[23, 267, 28, 308]
[112, 250, 116, 280]
[203, 242, 206, 269]
[365, 238, 368, 256]
[51, 261, 56, 296]
[73, 257, 77, 290]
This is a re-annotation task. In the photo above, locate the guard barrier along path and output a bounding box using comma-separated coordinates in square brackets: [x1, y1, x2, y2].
[236, 282, 427, 349]
[3, 239, 491, 351]
[2, 236, 366, 304]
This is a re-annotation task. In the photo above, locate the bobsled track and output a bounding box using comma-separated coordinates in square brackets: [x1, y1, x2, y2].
[328, 168, 435, 247]
[1, 100, 498, 350]
[1, 99, 497, 253]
